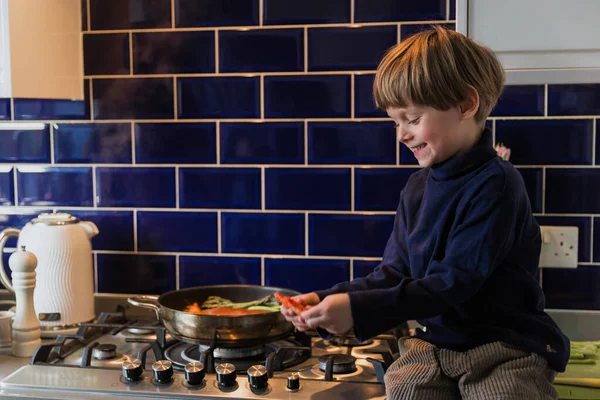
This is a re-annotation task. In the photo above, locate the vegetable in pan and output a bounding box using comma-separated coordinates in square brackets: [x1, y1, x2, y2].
[184, 294, 282, 315]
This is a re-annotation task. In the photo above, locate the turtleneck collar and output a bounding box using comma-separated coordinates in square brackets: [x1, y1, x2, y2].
[430, 128, 497, 181]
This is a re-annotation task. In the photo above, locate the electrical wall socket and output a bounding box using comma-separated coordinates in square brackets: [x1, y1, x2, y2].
[538, 226, 578, 269]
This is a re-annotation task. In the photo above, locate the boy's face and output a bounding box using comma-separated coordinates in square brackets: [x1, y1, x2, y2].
[387, 104, 479, 168]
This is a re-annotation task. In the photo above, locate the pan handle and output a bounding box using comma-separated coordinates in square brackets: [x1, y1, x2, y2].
[127, 296, 160, 319]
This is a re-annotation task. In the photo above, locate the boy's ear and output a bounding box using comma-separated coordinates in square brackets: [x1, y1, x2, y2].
[458, 86, 480, 120]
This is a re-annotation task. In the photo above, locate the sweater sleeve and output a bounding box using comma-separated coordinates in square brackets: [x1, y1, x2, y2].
[348, 181, 519, 340]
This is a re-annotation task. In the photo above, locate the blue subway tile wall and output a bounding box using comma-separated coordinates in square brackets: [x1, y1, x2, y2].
[0, 124, 50, 163]
[0, 0, 596, 312]
[220, 122, 304, 164]
[175, 0, 259, 28]
[0, 168, 13, 206]
[83, 33, 130, 75]
[264, 75, 351, 118]
[219, 29, 303, 73]
[54, 124, 132, 164]
[96, 168, 175, 207]
[263, 0, 350, 25]
[90, 0, 172, 30]
[135, 123, 216, 164]
[308, 122, 396, 164]
[180, 256, 261, 287]
[137, 211, 218, 252]
[265, 168, 351, 210]
[179, 168, 261, 209]
[133, 32, 216, 74]
[0, 99, 10, 120]
[307, 26, 397, 71]
[178, 77, 260, 119]
[265, 258, 350, 293]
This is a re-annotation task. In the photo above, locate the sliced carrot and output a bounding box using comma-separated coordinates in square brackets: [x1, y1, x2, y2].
[274, 292, 306, 314]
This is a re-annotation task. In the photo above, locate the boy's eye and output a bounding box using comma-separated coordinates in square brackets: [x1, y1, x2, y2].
[408, 117, 421, 125]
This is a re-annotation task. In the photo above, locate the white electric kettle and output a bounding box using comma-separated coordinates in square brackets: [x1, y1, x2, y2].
[0, 212, 98, 335]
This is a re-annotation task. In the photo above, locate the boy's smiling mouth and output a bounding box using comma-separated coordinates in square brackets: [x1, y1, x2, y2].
[412, 143, 427, 152]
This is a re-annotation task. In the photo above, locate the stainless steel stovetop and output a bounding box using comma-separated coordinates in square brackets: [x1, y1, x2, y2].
[0, 313, 395, 399]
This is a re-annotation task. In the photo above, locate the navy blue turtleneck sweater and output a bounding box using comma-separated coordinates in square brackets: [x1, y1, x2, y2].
[315, 128, 569, 372]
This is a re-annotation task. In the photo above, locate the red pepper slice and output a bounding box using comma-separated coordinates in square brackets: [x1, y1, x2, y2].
[274, 292, 306, 314]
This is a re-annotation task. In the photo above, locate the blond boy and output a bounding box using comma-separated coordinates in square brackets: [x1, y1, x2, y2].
[281, 27, 568, 399]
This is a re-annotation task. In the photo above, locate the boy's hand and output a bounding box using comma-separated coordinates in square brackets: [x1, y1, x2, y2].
[280, 292, 320, 331]
[300, 293, 353, 335]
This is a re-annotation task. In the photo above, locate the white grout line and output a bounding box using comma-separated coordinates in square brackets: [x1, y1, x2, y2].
[0, 204, 397, 215]
[544, 84, 549, 116]
[259, 0, 263, 26]
[92, 166, 97, 207]
[215, 31, 220, 73]
[542, 167, 546, 214]
[261, 257, 265, 286]
[351, 167, 355, 211]
[261, 167, 266, 210]
[396, 142, 400, 165]
[492, 119, 496, 145]
[593, 118, 597, 166]
[304, 120, 309, 165]
[216, 121, 221, 164]
[260, 75, 266, 119]
[12, 167, 18, 206]
[217, 211, 222, 253]
[86, 248, 387, 261]
[87, 71, 362, 78]
[10, 116, 600, 124]
[173, 77, 178, 119]
[133, 210, 138, 251]
[12, 162, 600, 169]
[129, 33, 134, 75]
[80, 21, 440, 35]
[350, 259, 354, 280]
[305, 212, 309, 256]
[397, 24, 401, 42]
[175, 255, 180, 289]
[49, 124, 55, 164]
[130, 122, 136, 164]
[171, 0, 175, 28]
[304, 27, 308, 72]
[350, 0, 355, 23]
[175, 167, 180, 208]
[9, 98, 14, 120]
[446, 0, 450, 20]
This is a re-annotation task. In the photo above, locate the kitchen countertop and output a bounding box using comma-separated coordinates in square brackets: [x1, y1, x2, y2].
[0, 346, 30, 380]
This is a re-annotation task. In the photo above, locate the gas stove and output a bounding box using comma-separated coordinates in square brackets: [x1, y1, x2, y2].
[0, 312, 398, 399]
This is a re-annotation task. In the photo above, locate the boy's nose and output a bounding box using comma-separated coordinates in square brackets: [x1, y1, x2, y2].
[396, 125, 411, 142]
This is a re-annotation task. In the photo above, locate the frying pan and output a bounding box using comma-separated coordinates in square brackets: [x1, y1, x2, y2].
[128, 285, 299, 347]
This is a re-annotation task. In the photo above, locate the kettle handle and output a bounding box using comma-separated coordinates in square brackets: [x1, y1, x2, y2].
[0, 228, 21, 293]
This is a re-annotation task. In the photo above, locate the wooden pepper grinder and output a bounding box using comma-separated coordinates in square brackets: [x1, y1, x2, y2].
[9, 245, 41, 357]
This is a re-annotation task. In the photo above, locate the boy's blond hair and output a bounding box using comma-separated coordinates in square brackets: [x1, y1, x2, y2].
[373, 26, 505, 126]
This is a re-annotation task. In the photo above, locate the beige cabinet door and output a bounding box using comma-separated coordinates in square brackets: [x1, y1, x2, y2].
[7, 0, 84, 100]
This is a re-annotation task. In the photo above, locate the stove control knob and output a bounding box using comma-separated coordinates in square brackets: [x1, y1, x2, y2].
[122, 359, 143, 382]
[287, 372, 300, 391]
[216, 363, 237, 388]
[185, 361, 205, 386]
[247, 365, 269, 390]
[152, 360, 173, 384]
